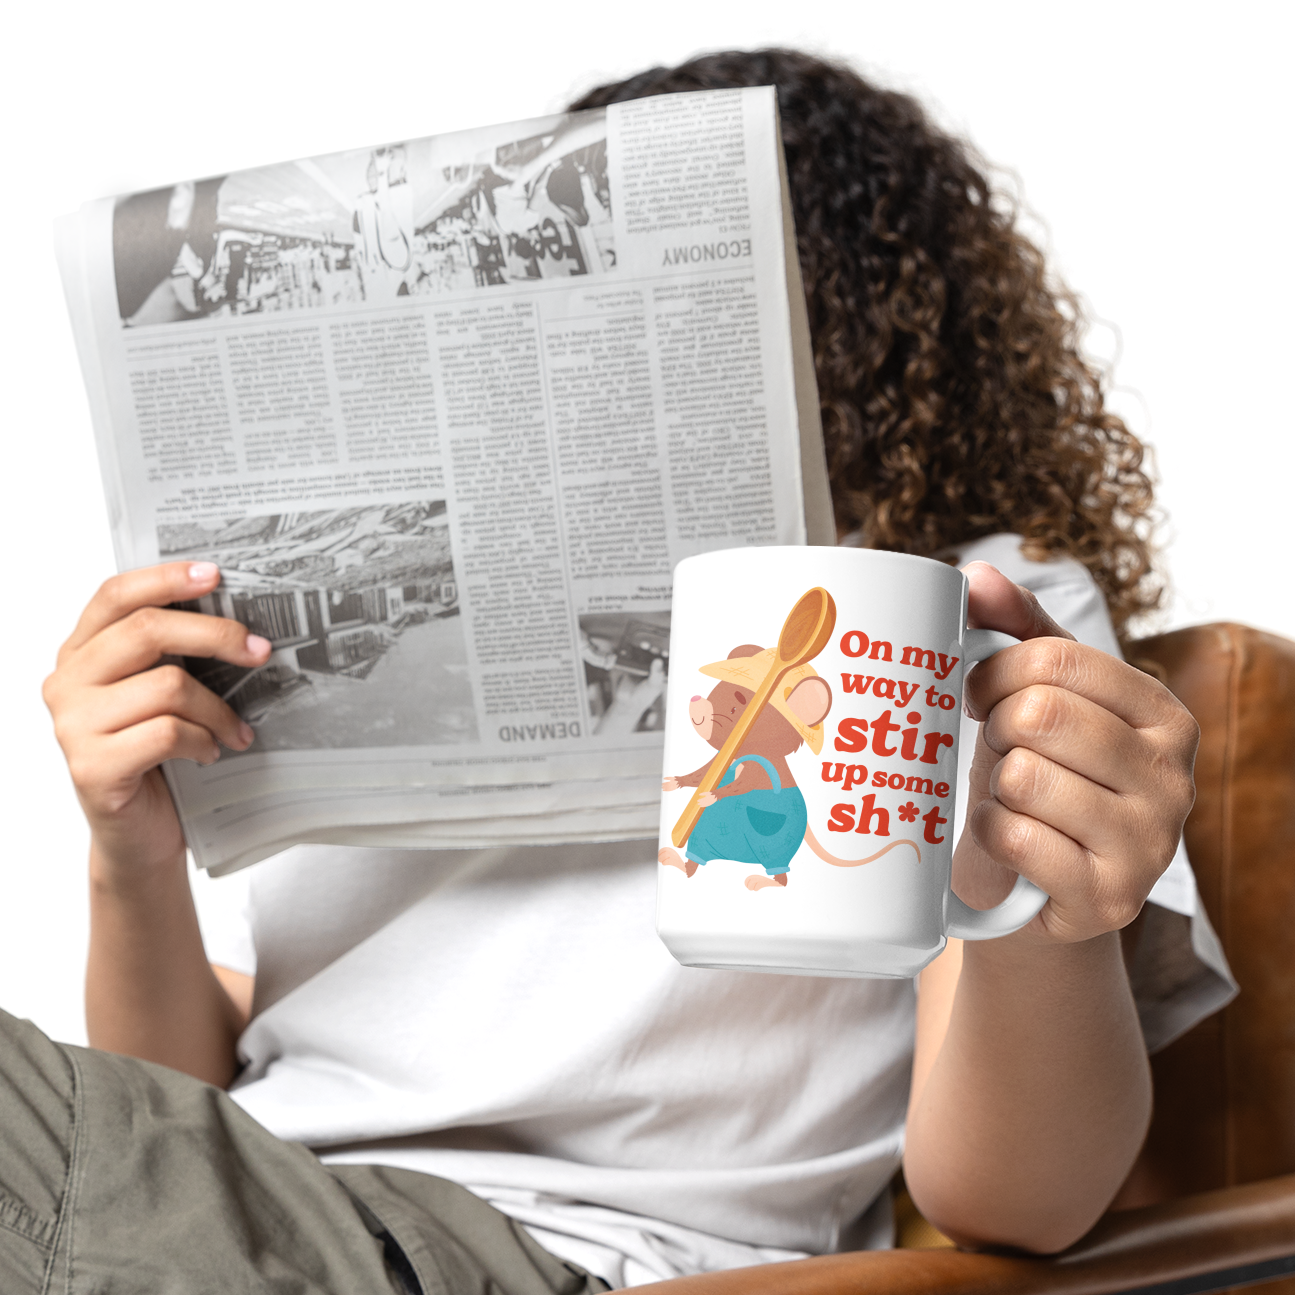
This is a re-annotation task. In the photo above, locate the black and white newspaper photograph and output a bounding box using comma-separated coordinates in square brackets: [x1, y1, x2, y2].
[579, 611, 670, 735]
[160, 502, 477, 749]
[112, 112, 614, 326]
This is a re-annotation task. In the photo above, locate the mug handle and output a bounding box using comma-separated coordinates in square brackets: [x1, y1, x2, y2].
[944, 628, 1050, 942]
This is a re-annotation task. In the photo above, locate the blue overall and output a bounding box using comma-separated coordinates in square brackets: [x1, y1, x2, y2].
[685, 754, 807, 876]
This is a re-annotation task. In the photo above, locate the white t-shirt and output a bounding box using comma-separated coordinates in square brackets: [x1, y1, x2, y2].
[193, 534, 1234, 1288]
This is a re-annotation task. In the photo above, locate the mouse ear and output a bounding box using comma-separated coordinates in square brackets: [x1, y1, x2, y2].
[786, 676, 832, 728]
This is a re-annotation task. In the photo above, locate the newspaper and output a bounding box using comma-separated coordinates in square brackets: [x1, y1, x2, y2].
[56, 87, 832, 874]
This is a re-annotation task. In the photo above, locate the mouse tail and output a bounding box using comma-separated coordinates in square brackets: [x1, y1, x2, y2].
[803, 825, 921, 867]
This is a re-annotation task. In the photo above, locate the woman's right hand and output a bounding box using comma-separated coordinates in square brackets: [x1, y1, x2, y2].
[42, 561, 271, 875]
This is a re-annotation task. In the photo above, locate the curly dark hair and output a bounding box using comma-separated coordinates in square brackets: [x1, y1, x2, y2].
[571, 48, 1161, 639]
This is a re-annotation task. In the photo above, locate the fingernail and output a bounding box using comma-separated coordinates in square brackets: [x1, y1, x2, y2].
[189, 562, 219, 584]
[238, 722, 255, 747]
[247, 634, 271, 657]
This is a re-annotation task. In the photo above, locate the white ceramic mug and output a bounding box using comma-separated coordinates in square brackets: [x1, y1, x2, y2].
[656, 546, 1049, 978]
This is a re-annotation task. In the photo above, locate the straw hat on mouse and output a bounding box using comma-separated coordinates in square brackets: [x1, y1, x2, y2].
[698, 650, 827, 755]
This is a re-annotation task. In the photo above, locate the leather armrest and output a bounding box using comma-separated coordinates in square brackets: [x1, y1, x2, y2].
[636, 1173, 1295, 1295]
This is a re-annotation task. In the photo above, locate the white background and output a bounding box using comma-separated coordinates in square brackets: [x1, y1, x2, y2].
[2, 1, 1291, 1044]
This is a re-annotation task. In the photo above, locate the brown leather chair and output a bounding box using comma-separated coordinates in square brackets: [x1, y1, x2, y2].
[641, 624, 1295, 1295]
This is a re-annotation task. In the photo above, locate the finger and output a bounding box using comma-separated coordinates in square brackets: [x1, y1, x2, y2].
[66, 607, 271, 687]
[966, 634, 1198, 740]
[987, 745, 1185, 870]
[62, 562, 224, 656]
[962, 562, 1075, 644]
[106, 715, 226, 772]
[71, 717, 224, 801]
[67, 665, 254, 752]
[966, 798, 1146, 939]
[980, 684, 1148, 794]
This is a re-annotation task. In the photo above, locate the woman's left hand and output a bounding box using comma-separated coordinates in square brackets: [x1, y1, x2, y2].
[955, 561, 1199, 945]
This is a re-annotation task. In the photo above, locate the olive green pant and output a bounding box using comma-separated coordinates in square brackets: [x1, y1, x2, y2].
[0, 1009, 608, 1294]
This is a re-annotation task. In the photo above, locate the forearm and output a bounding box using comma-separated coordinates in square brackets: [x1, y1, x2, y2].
[905, 931, 1150, 1253]
[86, 841, 245, 1087]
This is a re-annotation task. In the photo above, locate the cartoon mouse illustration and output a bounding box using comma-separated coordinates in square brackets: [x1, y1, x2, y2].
[659, 643, 921, 891]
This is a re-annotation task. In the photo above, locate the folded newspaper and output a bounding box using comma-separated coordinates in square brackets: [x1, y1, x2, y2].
[55, 86, 833, 874]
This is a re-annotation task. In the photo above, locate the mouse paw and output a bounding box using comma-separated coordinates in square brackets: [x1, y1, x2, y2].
[659, 848, 698, 878]
[745, 873, 789, 891]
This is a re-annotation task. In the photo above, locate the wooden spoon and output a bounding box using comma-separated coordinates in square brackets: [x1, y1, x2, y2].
[672, 586, 837, 849]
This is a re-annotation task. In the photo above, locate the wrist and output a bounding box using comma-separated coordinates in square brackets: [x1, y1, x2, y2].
[88, 835, 187, 896]
[958, 926, 1126, 998]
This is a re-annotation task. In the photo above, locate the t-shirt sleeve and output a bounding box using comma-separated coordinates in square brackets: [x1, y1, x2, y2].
[952, 534, 1238, 1051]
[1124, 840, 1237, 1052]
[188, 857, 257, 977]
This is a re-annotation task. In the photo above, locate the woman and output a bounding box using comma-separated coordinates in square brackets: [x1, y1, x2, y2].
[24, 48, 1211, 1294]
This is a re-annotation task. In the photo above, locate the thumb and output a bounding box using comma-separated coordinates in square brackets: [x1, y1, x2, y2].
[962, 561, 1074, 644]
